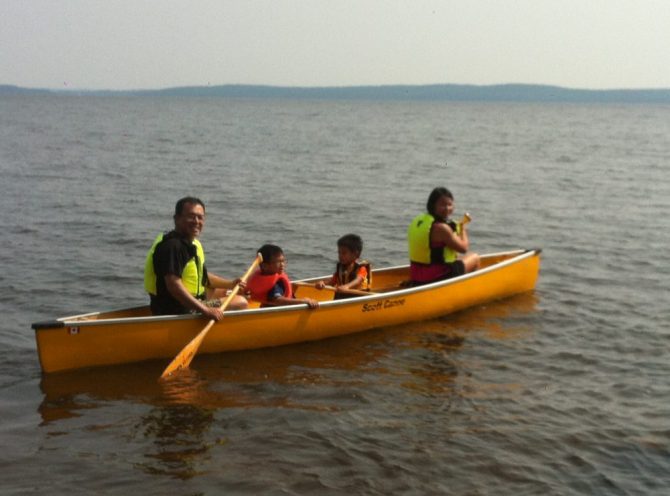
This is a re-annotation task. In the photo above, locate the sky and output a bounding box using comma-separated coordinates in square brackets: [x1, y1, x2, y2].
[2, 0, 669, 91]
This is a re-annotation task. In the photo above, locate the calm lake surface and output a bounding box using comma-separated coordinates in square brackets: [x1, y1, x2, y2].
[1, 94, 669, 495]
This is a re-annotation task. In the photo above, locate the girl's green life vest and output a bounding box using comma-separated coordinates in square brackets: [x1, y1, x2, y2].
[143, 233, 206, 297]
[407, 213, 460, 264]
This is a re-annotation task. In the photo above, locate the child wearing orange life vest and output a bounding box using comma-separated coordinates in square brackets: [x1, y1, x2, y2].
[315, 234, 371, 299]
[246, 244, 319, 309]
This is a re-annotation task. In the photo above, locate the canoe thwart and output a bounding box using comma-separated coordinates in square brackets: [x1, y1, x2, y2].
[293, 281, 373, 296]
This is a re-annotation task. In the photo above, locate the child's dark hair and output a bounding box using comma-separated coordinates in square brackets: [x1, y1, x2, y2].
[337, 234, 363, 255]
[426, 187, 453, 218]
[258, 244, 284, 262]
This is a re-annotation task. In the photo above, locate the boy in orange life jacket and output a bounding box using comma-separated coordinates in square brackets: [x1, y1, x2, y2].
[247, 244, 319, 309]
[315, 234, 370, 299]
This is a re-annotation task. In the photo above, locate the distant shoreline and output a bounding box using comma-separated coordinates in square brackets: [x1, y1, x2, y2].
[2, 83, 670, 103]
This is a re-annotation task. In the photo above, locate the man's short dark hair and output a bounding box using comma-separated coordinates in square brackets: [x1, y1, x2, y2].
[175, 197, 205, 216]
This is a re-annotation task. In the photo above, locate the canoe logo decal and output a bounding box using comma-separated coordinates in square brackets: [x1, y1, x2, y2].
[361, 298, 405, 312]
[68, 327, 80, 335]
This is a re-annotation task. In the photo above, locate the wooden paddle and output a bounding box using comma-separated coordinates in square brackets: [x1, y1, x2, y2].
[293, 281, 373, 296]
[160, 253, 262, 379]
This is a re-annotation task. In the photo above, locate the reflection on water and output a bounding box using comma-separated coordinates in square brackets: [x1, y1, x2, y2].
[384, 292, 539, 399]
[37, 291, 539, 481]
[37, 326, 393, 421]
[135, 402, 215, 479]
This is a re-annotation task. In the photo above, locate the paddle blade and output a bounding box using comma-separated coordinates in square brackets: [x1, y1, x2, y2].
[160, 320, 215, 379]
[159, 252, 262, 380]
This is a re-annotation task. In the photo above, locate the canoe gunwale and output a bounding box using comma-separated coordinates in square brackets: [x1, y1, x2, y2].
[32, 248, 540, 331]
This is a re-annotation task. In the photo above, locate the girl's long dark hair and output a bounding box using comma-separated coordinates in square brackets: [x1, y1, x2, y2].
[426, 187, 453, 219]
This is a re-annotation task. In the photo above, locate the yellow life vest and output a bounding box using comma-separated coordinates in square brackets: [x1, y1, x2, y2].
[407, 213, 459, 264]
[143, 233, 206, 297]
[335, 260, 372, 290]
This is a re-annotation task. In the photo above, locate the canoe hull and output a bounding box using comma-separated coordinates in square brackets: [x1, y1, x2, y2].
[34, 249, 541, 373]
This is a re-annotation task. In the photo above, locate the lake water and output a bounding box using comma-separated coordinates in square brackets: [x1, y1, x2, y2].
[1, 94, 669, 495]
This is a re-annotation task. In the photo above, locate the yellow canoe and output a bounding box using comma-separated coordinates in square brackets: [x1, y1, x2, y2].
[32, 249, 541, 374]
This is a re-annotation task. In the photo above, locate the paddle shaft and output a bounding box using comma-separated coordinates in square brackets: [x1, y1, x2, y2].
[159, 253, 262, 379]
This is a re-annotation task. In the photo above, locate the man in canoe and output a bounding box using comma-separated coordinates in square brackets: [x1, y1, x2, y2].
[407, 187, 480, 285]
[143, 196, 248, 320]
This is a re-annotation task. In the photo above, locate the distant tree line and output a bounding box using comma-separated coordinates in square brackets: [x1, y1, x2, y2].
[2, 83, 670, 103]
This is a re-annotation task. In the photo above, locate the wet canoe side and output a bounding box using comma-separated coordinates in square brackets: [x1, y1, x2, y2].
[34, 249, 540, 373]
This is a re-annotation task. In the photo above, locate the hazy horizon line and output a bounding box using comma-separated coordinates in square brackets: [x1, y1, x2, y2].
[3, 81, 670, 92]
[3, 82, 670, 103]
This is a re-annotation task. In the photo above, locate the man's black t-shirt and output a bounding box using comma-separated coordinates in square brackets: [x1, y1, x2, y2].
[150, 231, 208, 315]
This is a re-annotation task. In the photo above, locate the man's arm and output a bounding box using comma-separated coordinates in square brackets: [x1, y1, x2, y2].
[164, 274, 224, 321]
